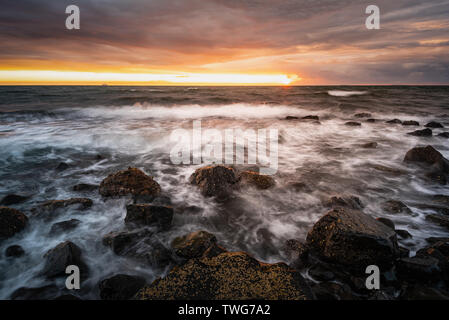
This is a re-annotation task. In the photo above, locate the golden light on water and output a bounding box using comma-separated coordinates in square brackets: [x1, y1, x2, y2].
[0, 71, 299, 85]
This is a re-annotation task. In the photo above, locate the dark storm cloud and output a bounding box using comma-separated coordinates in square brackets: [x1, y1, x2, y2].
[1, 0, 448, 83]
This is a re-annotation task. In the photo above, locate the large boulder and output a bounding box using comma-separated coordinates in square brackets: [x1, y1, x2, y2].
[41, 241, 88, 279]
[31, 198, 92, 220]
[0, 207, 28, 240]
[49, 219, 81, 235]
[5, 245, 25, 258]
[125, 204, 173, 230]
[135, 251, 313, 300]
[382, 200, 413, 215]
[171, 231, 217, 259]
[306, 208, 399, 268]
[99, 168, 161, 198]
[404, 146, 449, 173]
[189, 165, 239, 199]
[0, 194, 29, 205]
[239, 171, 275, 190]
[99, 274, 147, 300]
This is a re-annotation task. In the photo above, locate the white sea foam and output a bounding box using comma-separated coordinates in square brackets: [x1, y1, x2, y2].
[328, 90, 368, 97]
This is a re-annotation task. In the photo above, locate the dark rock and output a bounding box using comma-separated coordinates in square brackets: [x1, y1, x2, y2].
[53, 294, 82, 300]
[403, 120, 420, 126]
[376, 217, 395, 230]
[10, 285, 60, 300]
[425, 121, 444, 128]
[171, 231, 217, 259]
[438, 132, 449, 138]
[56, 162, 69, 171]
[0, 207, 28, 240]
[306, 208, 399, 268]
[361, 142, 378, 149]
[99, 167, 161, 198]
[407, 128, 432, 137]
[5, 245, 25, 258]
[72, 184, 98, 192]
[400, 285, 449, 300]
[302, 115, 320, 120]
[308, 265, 335, 281]
[285, 116, 299, 120]
[382, 200, 413, 215]
[282, 239, 308, 266]
[367, 119, 377, 123]
[41, 241, 88, 279]
[396, 229, 413, 239]
[135, 251, 313, 300]
[345, 121, 361, 127]
[239, 171, 275, 190]
[426, 237, 449, 244]
[404, 145, 449, 174]
[354, 113, 372, 118]
[324, 195, 364, 210]
[310, 282, 358, 300]
[399, 246, 410, 258]
[49, 219, 81, 235]
[178, 205, 204, 215]
[102, 230, 145, 255]
[397, 256, 441, 281]
[125, 204, 173, 230]
[99, 274, 146, 300]
[189, 165, 239, 199]
[371, 165, 406, 176]
[0, 194, 29, 205]
[386, 119, 402, 124]
[31, 198, 93, 220]
[426, 214, 449, 230]
[433, 194, 449, 205]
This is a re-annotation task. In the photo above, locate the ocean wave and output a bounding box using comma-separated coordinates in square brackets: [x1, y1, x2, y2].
[328, 90, 368, 97]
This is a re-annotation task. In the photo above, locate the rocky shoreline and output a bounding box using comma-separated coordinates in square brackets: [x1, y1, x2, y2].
[1, 142, 449, 300]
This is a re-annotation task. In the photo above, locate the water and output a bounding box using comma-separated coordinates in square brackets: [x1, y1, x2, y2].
[0, 86, 448, 299]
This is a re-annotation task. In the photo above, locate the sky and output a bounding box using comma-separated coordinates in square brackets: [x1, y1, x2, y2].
[0, 0, 448, 85]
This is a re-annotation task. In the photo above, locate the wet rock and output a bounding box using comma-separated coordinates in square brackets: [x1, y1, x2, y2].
[53, 294, 82, 300]
[354, 113, 372, 118]
[426, 214, 449, 230]
[10, 285, 60, 300]
[404, 145, 449, 175]
[239, 171, 275, 190]
[382, 200, 413, 215]
[135, 251, 313, 300]
[285, 116, 299, 120]
[189, 165, 239, 199]
[386, 119, 402, 124]
[361, 142, 378, 149]
[367, 119, 377, 123]
[306, 208, 399, 268]
[376, 217, 395, 230]
[49, 219, 81, 235]
[99, 168, 161, 198]
[31, 198, 93, 220]
[41, 241, 88, 279]
[171, 231, 217, 259]
[407, 128, 432, 137]
[396, 229, 413, 239]
[282, 239, 309, 267]
[426, 237, 449, 244]
[0, 194, 30, 205]
[371, 165, 407, 176]
[402, 120, 420, 126]
[5, 245, 25, 258]
[324, 195, 364, 210]
[438, 132, 449, 138]
[397, 256, 441, 281]
[416, 241, 449, 271]
[400, 285, 449, 300]
[0, 207, 28, 240]
[345, 121, 361, 127]
[399, 246, 410, 258]
[102, 230, 146, 255]
[56, 162, 69, 171]
[99, 274, 147, 300]
[425, 121, 444, 128]
[302, 115, 320, 120]
[310, 282, 358, 300]
[308, 265, 335, 282]
[433, 194, 449, 205]
[177, 205, 204, 215]
[125, 204, 173, 230]
[72, 184, 98, 192]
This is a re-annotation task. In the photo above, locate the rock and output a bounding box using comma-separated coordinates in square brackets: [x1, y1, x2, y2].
[376, 217, 395, 230]
[425, 122, 444, 128]
[371, 165, 406, 176]
[239, 171, 275, 190]
[397, 256, 441, 281]
[382, 200, 413, 215]
[282, 239, 308, 266]
[400, 285, 449, 300]
[308, 265, 335, 281]
[407, 128, 432, 137]
[345, 122, 361, 127]
[396, 229, 413, 239]
[399, 246, 410, 258]
[10, 285, 60, 300]
[416, 241, 449, 270]
[285, 116, 299, 120]
[49, 219, 81, 235]
[99, 274, 147, 300]
[125, 204, 173, 230]
[306, 208, 399, 268]
[31, 198, 93, 220]
[5, 245, 25, 258]
[0, 207, 28, 240]
[135, 251, 313, 300]
[367, 119, 377, 123]
[426, 237, 449, 244]
[99, 168, 161, 198]
[402, 120, 420, 126]
[404, 145, 449, 174]
[310, 282, 358, 300]
[354, 113, 372, 118]
[56, 162, 69, 171]
[324, 195, 364, 210]
[72, 184, 98, 192]
[189, 165, 239, 199]
[41, 241, 88, 279]
[438, 132, 449, 138]
[432, 194, 449, 205]
[53, 294, 82, 300]
[0, 194, 29, 205]
[302, 115, 320, 120]
[386, 119, 402, 124]
[171, 231, 217, 259]
[361, 142, 378, 149]
[426, 214, 449, 230]
[102, 230, 145, 255]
